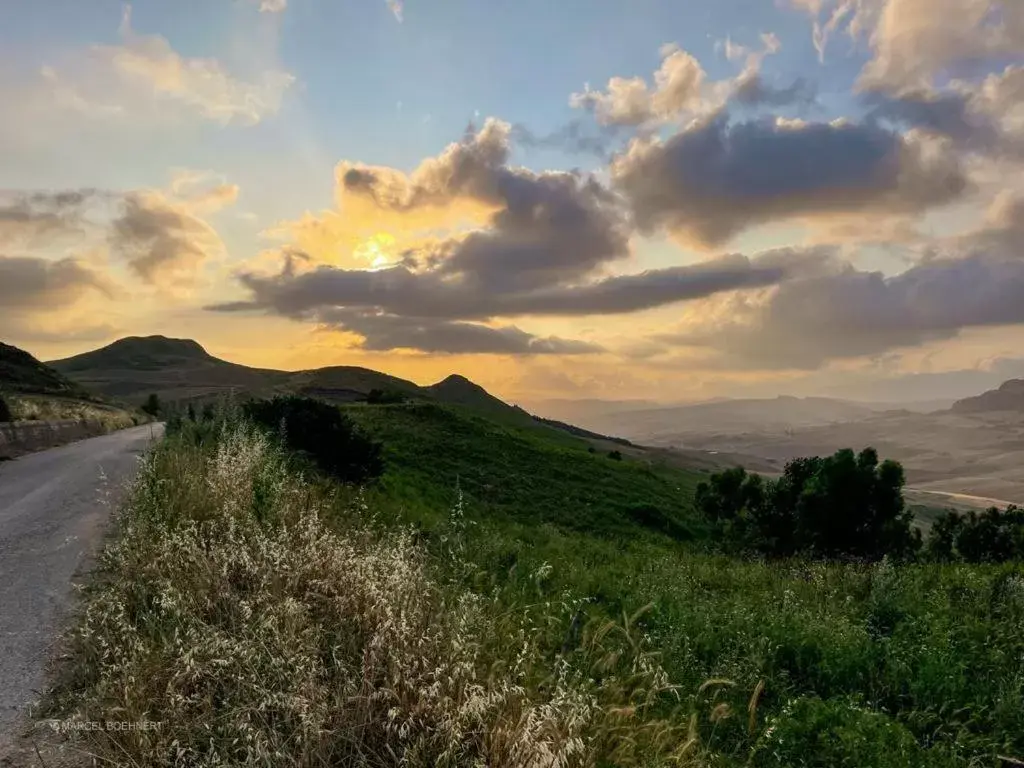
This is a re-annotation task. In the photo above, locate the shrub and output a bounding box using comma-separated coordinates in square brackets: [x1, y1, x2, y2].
[141, 393, 161, 418]
[608, 449, 623, 461]
[243, 395, 384, 484]
[752, 697, 957, 768]
[366, 387, 408, 404]
[0, 393, 12, 423]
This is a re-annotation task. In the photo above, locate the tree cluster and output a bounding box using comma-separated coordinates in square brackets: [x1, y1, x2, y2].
[366, 388, 408, 405]
[926, 505, 1024, 563]
[695, 448, 920, 560]
[243, 395, 383, 484]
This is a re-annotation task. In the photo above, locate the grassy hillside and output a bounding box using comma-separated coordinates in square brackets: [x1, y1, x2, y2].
[345, 400, 705, 541]
[47, 399, 1024, 766]
[347, 402, 1024, 766]
[0, 341, 94, 399]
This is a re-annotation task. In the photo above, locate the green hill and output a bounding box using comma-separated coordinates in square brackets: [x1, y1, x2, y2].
[0, 341, 95, 399]
[345, 400, 705, 541]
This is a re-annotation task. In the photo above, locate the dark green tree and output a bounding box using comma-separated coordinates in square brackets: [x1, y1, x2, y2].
[366, 388, 407, 405]
[243, 395, 383, 484]
[0, 394, 12, 423]
[141, 393, 161, 418]
[927, 505, 1024, 563]
[187, 403, 197, 422]
[696, 447, 918, 560]
[608, 449, 623, 461]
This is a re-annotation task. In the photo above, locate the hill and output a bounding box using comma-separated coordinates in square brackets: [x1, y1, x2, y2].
[0, 341, 95, 400]
[49, 336, 448, 408]
[951, 378, 1024, 413]
[344, 400, 706, 541]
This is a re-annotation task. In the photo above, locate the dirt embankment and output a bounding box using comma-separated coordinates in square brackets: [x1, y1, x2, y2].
[0, 420, 114, 460]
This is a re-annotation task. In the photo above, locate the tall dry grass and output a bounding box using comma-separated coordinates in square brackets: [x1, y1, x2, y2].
[52, 418, 724, 766]
[6, 394, 137, 430]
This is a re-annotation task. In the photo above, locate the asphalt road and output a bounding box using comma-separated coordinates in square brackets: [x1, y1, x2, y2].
[0, 424, 163, 741]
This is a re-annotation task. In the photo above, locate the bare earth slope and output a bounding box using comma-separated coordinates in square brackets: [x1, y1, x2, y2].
[0, 424, 163, 744]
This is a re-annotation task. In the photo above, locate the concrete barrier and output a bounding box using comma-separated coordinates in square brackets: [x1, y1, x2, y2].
[0, 420, 110, 460]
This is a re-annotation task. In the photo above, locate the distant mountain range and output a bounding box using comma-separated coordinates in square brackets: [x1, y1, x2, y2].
[48, 336, 448, 405]
[42, 336, 580, 433]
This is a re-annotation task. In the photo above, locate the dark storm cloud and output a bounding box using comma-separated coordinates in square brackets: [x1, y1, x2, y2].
[612, 114, 967, 248]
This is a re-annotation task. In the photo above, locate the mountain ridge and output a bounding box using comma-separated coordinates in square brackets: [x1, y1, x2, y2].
[46, 336, 525, 419]
[951, 378, 1024, 413]
[1, 341, 97, 400]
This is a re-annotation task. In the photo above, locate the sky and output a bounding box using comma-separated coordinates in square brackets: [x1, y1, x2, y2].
[1, 0, 1023, 405]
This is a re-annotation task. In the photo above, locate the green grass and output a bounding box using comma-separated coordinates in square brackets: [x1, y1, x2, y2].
[342, 401, 1024, 767]
[50, 399, 1024, 767]
[344, 400, 706, 542]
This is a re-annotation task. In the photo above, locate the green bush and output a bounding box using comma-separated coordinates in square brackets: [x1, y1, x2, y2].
[752, 697, 957, 768]
[243, 395, 383, 484]
[0, 394, 12, 422]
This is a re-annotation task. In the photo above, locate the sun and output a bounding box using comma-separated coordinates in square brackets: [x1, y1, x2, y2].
[353, 233, 397, 271]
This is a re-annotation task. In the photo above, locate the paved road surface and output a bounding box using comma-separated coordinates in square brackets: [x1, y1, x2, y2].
[0, 424, 163, 741]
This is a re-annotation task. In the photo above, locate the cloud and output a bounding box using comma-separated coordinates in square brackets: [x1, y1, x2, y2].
[510, 120, 621, 159]
[258, 0, 288, 12]
[0, 189, 105, 247]
[791, 0, 1023, 92]
[0, 254, 113, 312]
[570, 35, 794, 129]
[39, 5, 294, 127]
[335, 119, 630, 292]
[337, 118, 512, 211]
[386, 0, 404, 22]
[569, 44, 706, 126]
[612, 114, 966, 248]
[732, 73, 818, 109]
[318, 311, 603, 355]
[109, 188, 233, 285]
[213, 118, 844, 355]
[658, 202, 1024, 368]
[217, 246, 822, 323]
[859, 0, 1022, 92]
